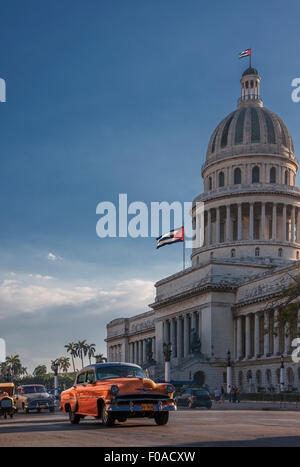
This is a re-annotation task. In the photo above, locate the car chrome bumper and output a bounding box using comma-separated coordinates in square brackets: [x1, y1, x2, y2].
[107, 402, 176, 413]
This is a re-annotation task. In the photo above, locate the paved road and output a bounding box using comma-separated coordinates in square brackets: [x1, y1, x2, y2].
[0, 409, 300, 447]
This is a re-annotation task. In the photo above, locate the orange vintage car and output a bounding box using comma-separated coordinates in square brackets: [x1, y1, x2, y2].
[61, 363, 176, 426]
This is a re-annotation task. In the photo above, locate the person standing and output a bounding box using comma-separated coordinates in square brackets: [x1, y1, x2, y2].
[220, 385, 225, 403]
[214, 387, 221, 403]
[232, 386, 237, 403]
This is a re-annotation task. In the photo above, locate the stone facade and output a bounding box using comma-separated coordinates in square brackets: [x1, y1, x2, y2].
[106, 66, 300, 391]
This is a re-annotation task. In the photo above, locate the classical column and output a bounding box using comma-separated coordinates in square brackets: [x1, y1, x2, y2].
[236, 317, 242, 360]
[284, 323, 290, 354]
[272, 203, 277, 240]
[245, 314, 251, 359]
[207, 209, 212, 245]
[226, 204, 231, 242]
[170, 319, 176, 359]
[264, 312, 270, 357]
[139, 340, 143, 365]
[135, 341, 139, 364]
[296, 208, 300, 244]
[183, 314, 189, 358]
[249, 202, 254, 240]
[291, 206, 295, 243]
[283, 204, 287, 242]
[261, 202, 266, 240]
[216, 207, 220, 243]
[274, 310, 280, 356]
[254, 313, 260, 358]
[237, 203, 242, 241]
[177, 317, 182, 359]
[130, 343, 134, 363]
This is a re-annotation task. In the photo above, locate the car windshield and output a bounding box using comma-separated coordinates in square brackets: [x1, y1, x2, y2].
[192, 390, 209, 396]
[23, 386, 47, 394]
[96, 365, 145, 381]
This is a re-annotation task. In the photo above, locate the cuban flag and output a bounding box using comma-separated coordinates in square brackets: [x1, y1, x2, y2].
[156, 227, 184, 249]
[239, 48, 251, 59]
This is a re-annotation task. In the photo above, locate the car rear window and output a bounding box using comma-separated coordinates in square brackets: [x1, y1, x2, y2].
[192, 390, 209, 396]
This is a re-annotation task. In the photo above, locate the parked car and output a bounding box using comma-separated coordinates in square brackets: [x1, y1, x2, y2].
[15, 384, 56, 413]
[0, 383, 16, 419]
[61, 363, 176, 426]
[176, 388, 212, 409]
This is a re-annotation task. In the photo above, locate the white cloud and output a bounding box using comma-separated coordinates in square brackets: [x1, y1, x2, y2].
[0, 276, 155, 318]
[47, 252, 57, 262]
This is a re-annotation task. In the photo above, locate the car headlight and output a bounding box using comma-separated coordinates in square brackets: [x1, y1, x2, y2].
[110, 384, 119, 396]
[166, 384, 175, 394]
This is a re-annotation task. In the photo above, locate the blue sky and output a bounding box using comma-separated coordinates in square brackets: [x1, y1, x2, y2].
[1, 0, 300, 371]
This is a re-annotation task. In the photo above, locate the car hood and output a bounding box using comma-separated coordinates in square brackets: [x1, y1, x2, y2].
[105, 378, 163, 395]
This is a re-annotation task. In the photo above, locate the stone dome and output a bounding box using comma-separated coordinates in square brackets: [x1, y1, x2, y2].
[206, 106, 295, 165]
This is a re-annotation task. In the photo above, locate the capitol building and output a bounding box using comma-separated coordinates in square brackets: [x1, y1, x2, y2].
[106, 65, 300, 392]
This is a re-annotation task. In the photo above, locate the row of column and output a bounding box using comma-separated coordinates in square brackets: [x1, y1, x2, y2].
[110, 344, 122, 362]
[235, 310, 299, 360]
[204, 202, 300, 246]
[162, 310, 202, 361]
[128, 337, 155, 366]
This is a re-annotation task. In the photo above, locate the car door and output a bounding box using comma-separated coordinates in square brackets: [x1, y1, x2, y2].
[76, 372, 88, 414]
[84, 370, 97, 416]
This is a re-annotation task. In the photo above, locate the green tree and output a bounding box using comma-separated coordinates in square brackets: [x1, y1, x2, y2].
[86, 343, 96, 364]
[94, 353, 107, 363]
[33, 365, 47, 376]
[64, 342, 77, 373]
[74, 340, 88, 368]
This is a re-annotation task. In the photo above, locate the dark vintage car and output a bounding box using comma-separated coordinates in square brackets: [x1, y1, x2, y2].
[61, 363, 176, 426]
[176, 388, 212, 409]
[15, 385, 56, 413]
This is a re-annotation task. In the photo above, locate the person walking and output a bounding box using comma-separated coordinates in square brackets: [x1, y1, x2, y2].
[214, 387, 221, 403]
[232, 386, 237, 403]
[220, 385, 225, 403]
[228, 385, 232, 403]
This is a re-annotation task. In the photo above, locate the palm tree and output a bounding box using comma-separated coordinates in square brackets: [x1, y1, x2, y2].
[86, 343, 96, 364]
[64, 342, 77, 373]
[94, 353, 107, 363]
[51, 359, 60, 376]
[5, 355, 22, 378]
[74, 340, 88, 368]
[33, 365, 47, 376]
[58, 357, 70, 374]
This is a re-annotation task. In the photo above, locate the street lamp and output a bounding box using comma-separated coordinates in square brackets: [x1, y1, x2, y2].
[280, 354, 285, 392]
[163, 342, 172, 383]
[226, 349, 232, 394]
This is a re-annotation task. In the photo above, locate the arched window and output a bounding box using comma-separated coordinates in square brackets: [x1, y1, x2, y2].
[247, 370, 253, 384]
[255, 247, 260, 257]
[208, 177, 212, 190]
[234, 167, 242, 185]
[231, 249, 236, 258]
[252, 166, 260, 183]
[270, 167, 276, 184]
[278, 248, 283, 257]
[219, 171, 225, 187]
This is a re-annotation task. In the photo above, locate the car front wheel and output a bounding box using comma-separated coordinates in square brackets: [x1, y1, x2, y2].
[154, 412, 169, 426]
[69, 410, 81, 424]
[101, 405, 115, 427]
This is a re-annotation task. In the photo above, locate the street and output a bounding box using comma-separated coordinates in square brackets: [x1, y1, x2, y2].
[0, 408, 300, 447]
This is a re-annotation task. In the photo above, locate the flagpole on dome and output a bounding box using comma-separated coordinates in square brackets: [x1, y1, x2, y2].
[183, 234, 185, 271]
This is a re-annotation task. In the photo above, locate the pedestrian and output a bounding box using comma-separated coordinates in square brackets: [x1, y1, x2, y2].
[228, 385, 232, 403]
[220, 385, 225, 403]
[214, 387, 221, 403]
[232, 386, 237, 403]
[236, 386, 240, 403]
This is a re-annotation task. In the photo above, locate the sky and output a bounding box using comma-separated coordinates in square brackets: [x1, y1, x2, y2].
[1, 0, 300, 372]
